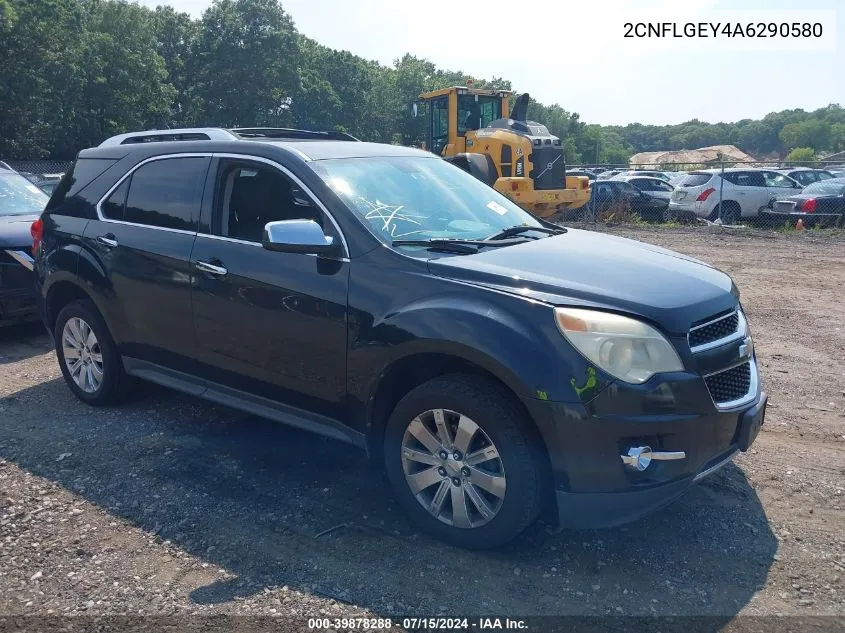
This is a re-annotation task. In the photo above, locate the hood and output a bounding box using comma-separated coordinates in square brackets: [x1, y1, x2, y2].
[427, 228, 737, 335]
[0, 213, 38, 249]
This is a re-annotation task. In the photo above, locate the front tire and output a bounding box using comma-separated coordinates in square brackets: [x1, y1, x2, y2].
[54, 299, 133, 406]
[384, 374, 542, 548]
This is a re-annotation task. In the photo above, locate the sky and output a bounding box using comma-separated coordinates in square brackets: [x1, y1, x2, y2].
[137, 0, 843, 126]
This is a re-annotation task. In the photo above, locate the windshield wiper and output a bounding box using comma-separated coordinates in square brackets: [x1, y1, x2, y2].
[484, 224, 566, 241]
[391, 237, 524, 254]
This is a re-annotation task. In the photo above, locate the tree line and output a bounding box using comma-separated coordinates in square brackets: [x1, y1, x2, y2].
[2, 0, 843, 163]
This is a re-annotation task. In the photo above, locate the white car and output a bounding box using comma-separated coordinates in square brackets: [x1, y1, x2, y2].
[669, 169, 802, 224]
[611, 170, 672, 182]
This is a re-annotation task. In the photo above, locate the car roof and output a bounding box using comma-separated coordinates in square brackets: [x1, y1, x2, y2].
[616, 175, 667, 181]
[78, 138, 432, 162]
[808, 177, 845, 184]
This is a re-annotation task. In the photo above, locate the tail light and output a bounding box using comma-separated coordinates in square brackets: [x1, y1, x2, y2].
[696, 187, 716, 202]
[31, 217, 43, 255]
[801, 198, 816, 212]
[511, 182, 519, 191]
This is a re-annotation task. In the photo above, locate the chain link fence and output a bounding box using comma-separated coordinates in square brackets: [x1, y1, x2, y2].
[1, 159, 74, 195]
[564, 159, 845, 231]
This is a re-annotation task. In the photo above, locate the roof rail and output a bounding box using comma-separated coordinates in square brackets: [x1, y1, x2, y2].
[231, 127, 360, 142]
[98, 128, 239, 147]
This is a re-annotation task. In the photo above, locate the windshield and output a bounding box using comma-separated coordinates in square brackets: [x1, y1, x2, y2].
[802, 180, 845, 196]
[0, 172, 49, 216]
[310, 156, 542, 244]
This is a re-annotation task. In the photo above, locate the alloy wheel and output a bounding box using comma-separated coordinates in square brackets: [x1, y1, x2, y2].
[62, 317, 104, 393]
[401, 408, 506, 529]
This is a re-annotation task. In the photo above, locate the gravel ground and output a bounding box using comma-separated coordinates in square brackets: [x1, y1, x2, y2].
[1, 227, 844, 627]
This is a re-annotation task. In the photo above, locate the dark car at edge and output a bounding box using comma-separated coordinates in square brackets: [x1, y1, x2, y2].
[32, 127, 767, 548]
[762, 178, 845, 227]
[1, 165, 46, 326]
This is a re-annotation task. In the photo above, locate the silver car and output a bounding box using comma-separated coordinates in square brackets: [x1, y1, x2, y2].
[669, 169, 801, 224]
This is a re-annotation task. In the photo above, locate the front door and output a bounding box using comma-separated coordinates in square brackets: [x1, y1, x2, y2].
[190, 156, 349, 419]
[82, 155, 210, 370]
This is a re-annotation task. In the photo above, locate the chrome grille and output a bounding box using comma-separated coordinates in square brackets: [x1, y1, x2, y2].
[705, 362, 751, 405]
[688, 310, 743, 351]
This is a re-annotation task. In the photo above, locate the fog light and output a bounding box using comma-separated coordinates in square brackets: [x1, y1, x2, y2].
[621, 446, 687, 472]
[622, 446, 652, 472]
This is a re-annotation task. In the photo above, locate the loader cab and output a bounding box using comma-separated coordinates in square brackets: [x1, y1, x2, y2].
[417, 87, 512, 157]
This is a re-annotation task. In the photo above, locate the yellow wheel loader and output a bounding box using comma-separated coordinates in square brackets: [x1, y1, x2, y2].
[413, 86, 590, 218]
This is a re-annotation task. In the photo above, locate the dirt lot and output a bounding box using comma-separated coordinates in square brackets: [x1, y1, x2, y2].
[1, 227, 844, 626]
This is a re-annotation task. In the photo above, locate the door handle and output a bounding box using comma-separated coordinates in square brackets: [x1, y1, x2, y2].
[96, 234, 118, 248]
[195, 260, 228, 276]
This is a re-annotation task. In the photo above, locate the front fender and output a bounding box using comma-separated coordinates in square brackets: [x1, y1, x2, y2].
[349, 288, 605, 409]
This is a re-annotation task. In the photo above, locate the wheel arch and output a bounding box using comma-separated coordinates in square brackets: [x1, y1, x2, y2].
[44, 279, 95, 334]
[365, 351, 556, 513]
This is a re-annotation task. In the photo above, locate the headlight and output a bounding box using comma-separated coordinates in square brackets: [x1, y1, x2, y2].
[554, 307, 684, 384]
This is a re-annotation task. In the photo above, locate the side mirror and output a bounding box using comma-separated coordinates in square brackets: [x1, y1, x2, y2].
[262, 219, 341, 256]
[409, 100, 426, 118]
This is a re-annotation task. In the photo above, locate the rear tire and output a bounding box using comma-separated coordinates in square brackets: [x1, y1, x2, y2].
[717, 202, 741, 225]
[384, 374, 542, 549]
[54, 299, 134, 406]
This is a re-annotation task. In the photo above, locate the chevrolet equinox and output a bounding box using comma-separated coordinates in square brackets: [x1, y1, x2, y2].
[33, 127, 767, 548]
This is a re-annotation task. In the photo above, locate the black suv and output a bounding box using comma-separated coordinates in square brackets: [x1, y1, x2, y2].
[34, 127, 766, 548]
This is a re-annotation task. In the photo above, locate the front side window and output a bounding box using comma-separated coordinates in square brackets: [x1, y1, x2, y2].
[214, 160, 323, 243]
[119, 157, 210, 230]
[457, 95, 502, 135]
[763, 171, 796, 188]
[310, 156, 541, 244]
[0, 172, 49, 216]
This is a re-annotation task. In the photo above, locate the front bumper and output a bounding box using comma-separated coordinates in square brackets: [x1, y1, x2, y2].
[523, 381, 767, 529]
[1, 249, 38, 326]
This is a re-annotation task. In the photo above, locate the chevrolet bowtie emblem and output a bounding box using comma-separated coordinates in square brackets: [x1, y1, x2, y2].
[739, 336, 753, 360]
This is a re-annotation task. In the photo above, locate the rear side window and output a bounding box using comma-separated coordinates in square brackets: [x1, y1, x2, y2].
[817, 171, 833, 180]
[680, 173, 712, 187]
[725, 171, 766, 187]
[100, 179, 129, 220]
[121, 157, 210, 231]
[45, 158, 116, 213]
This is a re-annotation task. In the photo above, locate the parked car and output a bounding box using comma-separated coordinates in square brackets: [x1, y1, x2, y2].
[35, 127, 766, 548]
[614, 175, 676, 202]
[567, 169, 597, 181]
[588, 179, 672, 222]
[669, 168, 801, 224]
[761, 178, 845, 227]
[667, 172, 690, 186]
[595, 169, 625, 180]
[775, 168, 834, 187]
[613, 170, 672, 183]
[0, 166, 46, 325]
[20, 171, 64, 196]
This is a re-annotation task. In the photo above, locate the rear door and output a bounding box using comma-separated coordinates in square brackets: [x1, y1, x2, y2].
[189, 155, 350, 420]
[724, 171, 768, 217]
[82, 154, 210, 371]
